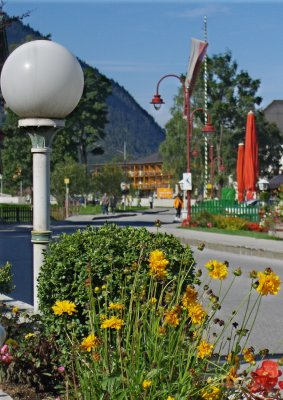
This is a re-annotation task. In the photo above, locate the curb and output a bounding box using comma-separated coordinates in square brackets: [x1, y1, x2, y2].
[177, 236, 283, 260]
[91, 212, 137, 220]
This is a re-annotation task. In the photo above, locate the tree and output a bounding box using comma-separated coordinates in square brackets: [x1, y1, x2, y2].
[52, 67, 112, 166]
[1, 108, 32, 194]
[51, 157, 90, 206]
[159, 110, 186, 180]
[160, 50, 283, 193]
[92, 163, 124, 198]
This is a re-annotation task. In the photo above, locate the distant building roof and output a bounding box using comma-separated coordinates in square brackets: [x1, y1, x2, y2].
[264, 100, 283, 172]
[264, 100, 283, 132]
[89, 152, 164, 169]
[128, 152, 163, 165]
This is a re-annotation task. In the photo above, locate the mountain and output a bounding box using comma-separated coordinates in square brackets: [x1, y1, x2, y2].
[4, 15, 165, 164]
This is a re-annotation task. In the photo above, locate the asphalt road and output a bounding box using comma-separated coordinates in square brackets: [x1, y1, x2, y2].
[193, 246, 283, 355]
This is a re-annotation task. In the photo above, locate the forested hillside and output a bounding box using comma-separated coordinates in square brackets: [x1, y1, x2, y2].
[4, 15, 165, 163]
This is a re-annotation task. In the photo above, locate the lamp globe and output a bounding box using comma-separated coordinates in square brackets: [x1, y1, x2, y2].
[0, 40, 84, 119]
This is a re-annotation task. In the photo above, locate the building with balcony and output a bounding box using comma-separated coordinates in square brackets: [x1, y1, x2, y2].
[91, 152, 174, 198]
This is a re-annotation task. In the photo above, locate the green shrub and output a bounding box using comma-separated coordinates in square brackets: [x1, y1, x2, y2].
[213, 215, 248, 230]
[0, 262, 15, 294]
[37, 224, 195, 351]
[191, 211, 215, 227]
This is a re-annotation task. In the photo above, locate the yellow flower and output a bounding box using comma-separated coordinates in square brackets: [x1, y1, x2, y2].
[108, 302, 124, 311]
[12, 306, 19, 314]
[197, 340, 214, 359]
[164, 306, 181, 327]
[201, 386, 221, 400]
[24, 333, 35, 340]
[148, 250, 169, 279]
[167, 397, 175, 400]
[242, 347, 255, 364]
[142, 380, 152, 390]
[101, 316, 124, 330]
[205, 260, 228, 280]
[149, 297, 157, 305]
[81, 334, 101, 352]
[182, 285, 198, 307]
[52, 300, 77, 316]
[188, 303, 206, 324]
[256, 270, 281, 295]
[5, 338, 18, 346]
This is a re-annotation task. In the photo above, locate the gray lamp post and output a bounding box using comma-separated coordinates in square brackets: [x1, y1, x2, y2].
[0, 40, 84, 311]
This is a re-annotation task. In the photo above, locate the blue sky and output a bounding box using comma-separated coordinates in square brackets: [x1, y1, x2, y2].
[4, 1, 283, 127]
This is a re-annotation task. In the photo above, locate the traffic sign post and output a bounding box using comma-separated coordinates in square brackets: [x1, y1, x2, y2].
[182, 172, 192, 191]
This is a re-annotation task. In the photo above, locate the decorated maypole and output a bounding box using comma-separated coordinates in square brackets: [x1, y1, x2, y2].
[203, 16, 208, 199]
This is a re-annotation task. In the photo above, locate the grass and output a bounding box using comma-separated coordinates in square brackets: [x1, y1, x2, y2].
[181, 226, 283, 240]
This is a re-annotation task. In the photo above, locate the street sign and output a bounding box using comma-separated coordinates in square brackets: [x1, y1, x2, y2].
[120, 182, 130, 194]
[182, 172, 192, 190]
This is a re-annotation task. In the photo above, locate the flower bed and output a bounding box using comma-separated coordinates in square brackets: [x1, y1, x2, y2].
[0, 225, 282, 399]
[181, 211, 272, 234]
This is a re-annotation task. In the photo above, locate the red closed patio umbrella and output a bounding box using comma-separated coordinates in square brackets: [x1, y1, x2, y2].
[236, 143, 245, 202]
[243, 111, 259, 202]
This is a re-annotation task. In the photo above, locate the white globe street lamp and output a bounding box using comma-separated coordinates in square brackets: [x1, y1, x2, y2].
[0, 40, 84, 311]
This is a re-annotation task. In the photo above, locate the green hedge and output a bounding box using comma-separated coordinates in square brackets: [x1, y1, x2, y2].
[37, 224, 196, 349]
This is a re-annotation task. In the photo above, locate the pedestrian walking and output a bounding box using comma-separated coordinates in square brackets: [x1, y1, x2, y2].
[101, 193, 110, 215]
[149, 193, 153, 209]
[110, 194, 117, 213]
[173, 194, 183, 221]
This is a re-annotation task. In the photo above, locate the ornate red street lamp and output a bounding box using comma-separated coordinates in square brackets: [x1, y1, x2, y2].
[151, 75, 214, 219]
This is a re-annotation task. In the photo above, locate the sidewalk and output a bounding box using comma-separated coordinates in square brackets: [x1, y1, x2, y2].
[156, 223, 283, 260]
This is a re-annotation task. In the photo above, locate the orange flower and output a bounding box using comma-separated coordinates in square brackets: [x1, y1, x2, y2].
[148, 250, 169, 279]
[188, 303, 206, 324]
[108, 303, 124, 311]
[201, 385, 221, 400]
[81, 334, 101, 352]
[205, 260, 228, 280]
[164, 306, 181, 327]
[197, 340, 213, 359]
[182, 285, 197, 307]
[142, 380, 152, 390]
[243, 347, 255, 364]
[101, 316, 124, 330]
[52, 300, 77, 316]
[256, 269, 281, 296]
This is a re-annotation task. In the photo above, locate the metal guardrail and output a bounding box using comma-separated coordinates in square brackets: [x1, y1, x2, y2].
[0, 207, 32, 223]
[0, 206, 80, 223]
